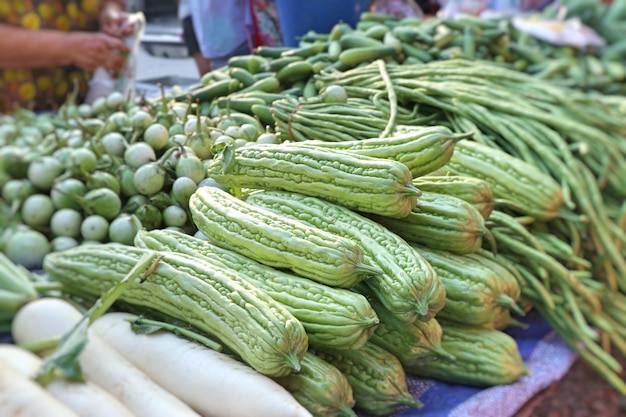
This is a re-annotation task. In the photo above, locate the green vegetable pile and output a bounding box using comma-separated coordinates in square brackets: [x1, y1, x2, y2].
[1, 9, 626, 417]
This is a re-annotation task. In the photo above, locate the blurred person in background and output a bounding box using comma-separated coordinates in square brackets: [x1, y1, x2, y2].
[0, 0, 133, 113]
[176, 0, 211, 76]
[187, 0, 257, 72]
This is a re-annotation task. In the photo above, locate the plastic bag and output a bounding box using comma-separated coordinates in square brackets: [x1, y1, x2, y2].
[370, 0, 424, 18]
[511, 15, 606, 49]
[437, 0, 551, 17]
[84, 12, 146, 104]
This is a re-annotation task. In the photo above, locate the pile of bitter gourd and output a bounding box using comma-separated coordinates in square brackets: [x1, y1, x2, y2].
[3, 9, 626, 416]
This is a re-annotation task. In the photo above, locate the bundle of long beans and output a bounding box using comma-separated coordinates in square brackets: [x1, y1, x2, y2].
[271, 95, 433, 142]
[315, 58, 626, 393]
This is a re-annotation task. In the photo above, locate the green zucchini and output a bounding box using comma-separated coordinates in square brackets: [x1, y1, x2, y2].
[391, 25, 434, 44]
[189, 186, 381, 288]
[276, 61, 315, 84]
[215, 97, 266, 113]
[205, 143, 421, 219]
[339, 45, 399, 66]
[237, 75, 281, 94]
[228, 67, 256, 87]
[339, 33, 386, 49]
[134, 228, 380, 350]
[43, 243, 308, 377]
[405, 323, 529, 387]
[255, 45, 294, 58]
[245, 190, 445, 323]
[363, 23, 390, 40]
[280, 42, 326, 58]
[266, 55, 304, 73]
[226, 54, 267, 74]
[251, 104, 275, 126]
[174, 78, 240, 103]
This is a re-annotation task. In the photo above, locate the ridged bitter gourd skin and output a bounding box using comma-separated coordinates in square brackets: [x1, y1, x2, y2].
[361, 290, 455, 367]
[134, 228, 380, 350]
[245, 190, 446, 323]
[42, 243, 308, 377]
[404, 323, 529, 387]
[439, 139, 564, 221]
[189, 186, 381, 288]
[205, 142, 421, 219]
[412, 174, 494, 220]
[369, 190, 489, 254]
[312, 342, 423, 416]
[412, 245, 523, 328]
[288, 125, 466, 178]
[274, 352, 358, 417]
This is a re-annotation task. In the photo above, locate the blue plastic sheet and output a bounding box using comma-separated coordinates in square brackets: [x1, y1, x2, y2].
[363, 310, 577, 417]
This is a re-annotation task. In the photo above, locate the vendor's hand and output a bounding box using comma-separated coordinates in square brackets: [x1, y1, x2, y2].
[100, 2, 134, 37]
[65, 31, 129, 73]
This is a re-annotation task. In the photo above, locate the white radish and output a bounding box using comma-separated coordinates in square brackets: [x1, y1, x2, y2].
[0, 357, 80, 417]
[93, 312, 314, 417]
[0, 344, 137, 417]
[10, 298, 201, 417]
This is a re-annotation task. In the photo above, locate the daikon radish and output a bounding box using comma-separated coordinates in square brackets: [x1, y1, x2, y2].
[0, 344, 137, 417]
[10, 298, 201, 417]
[93, 312, 313, 417]
[0, 357, 80, 417]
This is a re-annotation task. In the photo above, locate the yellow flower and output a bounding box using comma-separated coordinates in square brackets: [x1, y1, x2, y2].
[14, 69, 26, 82]
[56, 80, 68, 98]
[37, 2, 54, 20]
[76, 13, 87, 29]
[21, 12, 40, 30]
[55, 15, 70, 31]
[36, 75, 53, 91]
[11, 0, 24, 14]
[66, 2, 79, 19]
[80, 0, 99, 14]
[0, 1, 11, 18]
[2, 69, 15, 82]
[18, 82, 36, 101]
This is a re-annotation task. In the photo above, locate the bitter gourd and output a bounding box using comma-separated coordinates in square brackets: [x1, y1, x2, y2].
[404, 322, 529, 387]
[245, 190, 445, 323]
[287, 125, 468, 178]
[189, 186, 381, 288]
[43, 243, 308, 377]
[274, 352, 358, 417]
[439, 139, 564, 221]
[369, 190, 491, 254]
[205, 143, 421, 218]
[134, 228, 380, 350]
[361, 290, 455, 367]
[312, 342, 423, 416]
[413, 244, 523, 328]
[412, 174, 494, 220]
